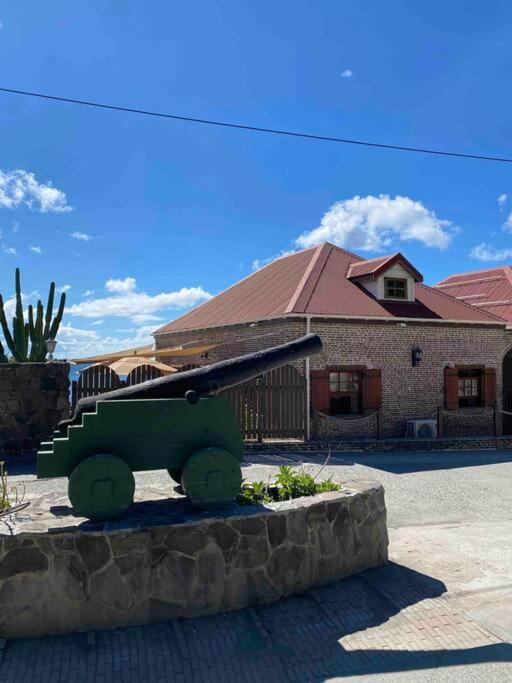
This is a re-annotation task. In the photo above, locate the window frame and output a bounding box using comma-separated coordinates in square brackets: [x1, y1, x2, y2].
[326, 365, 364, 416]
[384, 277, 408, 300]
[457, 366, 484, 408]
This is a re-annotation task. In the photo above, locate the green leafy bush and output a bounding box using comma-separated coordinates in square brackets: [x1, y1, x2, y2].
[237, 464, 341, 506]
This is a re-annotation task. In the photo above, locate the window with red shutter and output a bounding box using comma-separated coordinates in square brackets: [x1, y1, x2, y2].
[364, 369, 382, 414]
[484, 367, 496, 407]
[311, 370, 330, 413]
[445, 367, 459, 410]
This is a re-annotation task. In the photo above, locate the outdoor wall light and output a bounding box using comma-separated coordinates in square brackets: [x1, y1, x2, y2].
[45, 338, 57, 361]
[411, 345, 423, 367]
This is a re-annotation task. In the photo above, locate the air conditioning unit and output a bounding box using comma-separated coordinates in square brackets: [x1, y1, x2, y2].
[406, 419, 438, 439]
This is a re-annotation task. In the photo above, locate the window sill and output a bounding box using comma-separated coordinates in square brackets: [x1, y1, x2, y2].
[317, 411, 370, 422]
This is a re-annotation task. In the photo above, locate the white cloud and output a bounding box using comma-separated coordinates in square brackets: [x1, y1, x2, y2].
[106, 277, 137, 293]
[68, 278, 212, 323]
[252, 249, 296, 271]
[83, 289, 95, 297]
[340, 69, 353, 78]
[296, 194, 454, 252]
[503, 212, 512, 233]
[470, 242, 512, 262]
[498, 193, 508, 211]
[12, 222, 19, 233]
[3, 246, 16, 255]
[30, 245, 43, 254]
[0, 290, 39, 320]
[70, 231, 92, 242]
[91, 320, 103, 325]
[57, 284, 72, 293]
[0, 169, 72, 213]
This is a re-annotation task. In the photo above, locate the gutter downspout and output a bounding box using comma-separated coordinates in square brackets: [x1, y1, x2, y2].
[305, 315, 312, 441]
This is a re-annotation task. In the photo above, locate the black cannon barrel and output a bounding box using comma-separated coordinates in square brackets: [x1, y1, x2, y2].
[60, 333, 322, 431]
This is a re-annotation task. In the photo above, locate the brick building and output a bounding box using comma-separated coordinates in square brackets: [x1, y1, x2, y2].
[154, 243, 512, 440]
[436, 264, 512, 433]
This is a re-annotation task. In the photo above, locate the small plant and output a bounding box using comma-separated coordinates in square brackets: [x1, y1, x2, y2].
[0, 267, 66, 362]
[0, 461, 11, 511]
[237, 464, 341, 506]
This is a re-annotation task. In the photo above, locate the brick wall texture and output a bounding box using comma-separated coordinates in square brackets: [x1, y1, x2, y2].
[0, 362, 70, 453]
[156, 318, 512, 439]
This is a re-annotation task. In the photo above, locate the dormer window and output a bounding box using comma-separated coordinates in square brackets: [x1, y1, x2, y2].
[347, 252, 422, 303]
[384, 277, 408, 300]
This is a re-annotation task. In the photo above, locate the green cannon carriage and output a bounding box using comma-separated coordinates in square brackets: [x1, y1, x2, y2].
[37, 334, 322, 520]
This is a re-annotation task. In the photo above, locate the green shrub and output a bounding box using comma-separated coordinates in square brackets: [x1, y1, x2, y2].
[237, 464, 341, 506]
[0, 461, 11, 512]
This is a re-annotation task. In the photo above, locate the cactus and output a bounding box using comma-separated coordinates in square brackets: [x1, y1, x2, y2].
[0, 339, 8, 364]
[0, 268, 66, 362]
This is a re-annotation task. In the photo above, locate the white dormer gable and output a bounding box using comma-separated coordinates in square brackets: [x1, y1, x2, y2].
[346, 253, 422, 302]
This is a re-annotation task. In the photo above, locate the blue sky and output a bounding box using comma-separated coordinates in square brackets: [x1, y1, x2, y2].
[1, 1, 512, 357]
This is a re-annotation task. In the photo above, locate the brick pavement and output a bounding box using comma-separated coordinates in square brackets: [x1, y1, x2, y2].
[1, 562, 510, 682]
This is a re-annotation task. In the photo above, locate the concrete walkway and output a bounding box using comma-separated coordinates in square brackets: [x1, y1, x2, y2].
[1, 449, 512, 681]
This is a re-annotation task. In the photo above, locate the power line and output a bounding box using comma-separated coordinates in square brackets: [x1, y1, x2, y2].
[1, 85, 511, 164]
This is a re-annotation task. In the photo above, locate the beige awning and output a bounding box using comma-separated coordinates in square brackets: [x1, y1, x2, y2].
[71, 344, 154, 364]
[80, 356, 176, 376]
[152, 344, 218, 358]
[71, 342, 218, 364]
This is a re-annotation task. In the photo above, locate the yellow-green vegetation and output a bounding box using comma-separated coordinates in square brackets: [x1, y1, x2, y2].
[0, 461, 11, 511]
[237, 464, 341, 505]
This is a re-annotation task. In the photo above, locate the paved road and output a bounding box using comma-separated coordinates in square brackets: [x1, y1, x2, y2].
[1, 449, 512, 681]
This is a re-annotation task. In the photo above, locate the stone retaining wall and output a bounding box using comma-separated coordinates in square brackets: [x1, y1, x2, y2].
[0, 362, 70, 453]
[0, 481, 387, 637]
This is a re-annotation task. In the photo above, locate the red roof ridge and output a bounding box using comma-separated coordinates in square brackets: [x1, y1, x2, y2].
[436, 264, 510, 285]
[416, 282, 504, 322]
[286, 243, 331, 313]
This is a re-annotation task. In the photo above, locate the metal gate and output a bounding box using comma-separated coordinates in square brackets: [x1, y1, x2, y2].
[219, 364, 306, 441]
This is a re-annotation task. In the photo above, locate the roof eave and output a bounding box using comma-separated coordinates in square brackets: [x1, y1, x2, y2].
[153, 310, 505, 336]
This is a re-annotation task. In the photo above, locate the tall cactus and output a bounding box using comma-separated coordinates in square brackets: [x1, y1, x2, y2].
[0, 268, 66, 362]
[0, 339, 8, 364]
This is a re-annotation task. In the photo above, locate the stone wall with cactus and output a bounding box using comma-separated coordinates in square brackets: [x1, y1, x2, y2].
[0, 361, 70, 453]
[0, 268, 66, 363]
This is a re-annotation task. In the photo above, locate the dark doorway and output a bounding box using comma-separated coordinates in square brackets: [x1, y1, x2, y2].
[503, 349, 512, 434]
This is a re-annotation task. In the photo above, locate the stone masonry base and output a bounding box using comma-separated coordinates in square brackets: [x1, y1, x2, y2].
[0, 481, 387, 638]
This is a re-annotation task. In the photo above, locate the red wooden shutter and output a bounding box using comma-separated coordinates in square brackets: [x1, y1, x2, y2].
[311, 369, 330, 413]
[364, 368, 382, 413]
[445, 367, 459, 410]
[484, 367, 497, 407]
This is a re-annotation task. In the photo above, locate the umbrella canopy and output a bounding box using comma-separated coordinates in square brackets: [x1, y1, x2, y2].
[80, 356, 176, 377]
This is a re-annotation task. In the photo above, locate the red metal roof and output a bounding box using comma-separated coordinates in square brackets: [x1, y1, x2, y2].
[347, 253, 423, 282]
[435, 266, 512, 322]
[155, 243, 502, 334]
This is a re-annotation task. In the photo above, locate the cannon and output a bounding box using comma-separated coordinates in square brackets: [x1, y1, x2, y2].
[37, 334, 322, 520]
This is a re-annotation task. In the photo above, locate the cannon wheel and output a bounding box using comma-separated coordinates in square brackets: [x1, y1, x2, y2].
[181, 447, 242, 510]
[167, 468, 183, 484]
[68, 453, 135, 521]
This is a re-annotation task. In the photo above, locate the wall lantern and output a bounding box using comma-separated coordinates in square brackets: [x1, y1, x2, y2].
[411, 345, 423, 367]
[45, 338, 57, 361]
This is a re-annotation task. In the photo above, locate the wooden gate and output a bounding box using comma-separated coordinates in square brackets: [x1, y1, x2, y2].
[219, 364, 306, 441]
[126, 364, 163, 386]
[71, 365, 121, 407]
